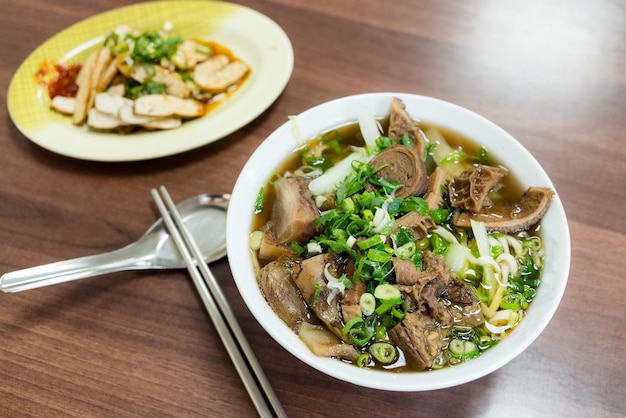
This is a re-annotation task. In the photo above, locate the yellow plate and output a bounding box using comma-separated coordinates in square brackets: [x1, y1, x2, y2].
[7, 1, 293, 161]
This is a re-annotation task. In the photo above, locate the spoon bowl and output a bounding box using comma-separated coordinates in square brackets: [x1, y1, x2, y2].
[0, 193, 229, 293]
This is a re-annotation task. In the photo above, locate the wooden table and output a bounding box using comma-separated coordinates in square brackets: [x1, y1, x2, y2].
[1, 0, 624, 416]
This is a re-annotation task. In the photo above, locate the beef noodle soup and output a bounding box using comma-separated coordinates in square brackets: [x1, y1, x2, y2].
[250, 98, 553, 372]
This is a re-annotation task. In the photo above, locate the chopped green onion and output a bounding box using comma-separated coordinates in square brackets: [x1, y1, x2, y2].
[478, 146, 492, 164]
[348, 328, 372, 346]
[448, 338, 480, 359]
[342, 318, 374, 346]
[394, 225, 414, 247]
[374, 324, 387, 340]
[390, 301, 408, 319]
[356, 352, 372, 368]
[357, 234, 384, 250]
[374, 297, 403, 315]
[306, 242, 323, 256]
[400, 134, 413, 147]
[360, 293, 376, 316]
[305, 155, 333, 170]
[254, 187, 264, 214]
[289, 241, 305, 256]
[369, 342, 398, 364]
[195, 43, 212, 55]
[312, 282, 321, 305]
[374, 283, 401, 300]
[431, 233, 450, 255]
[342, 316, 364, 333]
[367, 248, 392, 263]
[375, 135, 393, 151]
[394, 241, 416, 260]
[429, 208, 450, 224]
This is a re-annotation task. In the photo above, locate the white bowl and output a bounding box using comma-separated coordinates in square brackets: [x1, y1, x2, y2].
[226, 93, 570, 391]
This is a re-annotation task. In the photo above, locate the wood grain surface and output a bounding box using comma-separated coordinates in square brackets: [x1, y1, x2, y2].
[0, 0, 624, 417]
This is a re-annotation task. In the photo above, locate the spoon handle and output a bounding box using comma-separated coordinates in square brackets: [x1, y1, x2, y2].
[0, 246, 148, 293]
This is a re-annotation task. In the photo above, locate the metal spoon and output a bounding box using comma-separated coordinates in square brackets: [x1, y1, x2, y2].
[0, 193, 229, 293]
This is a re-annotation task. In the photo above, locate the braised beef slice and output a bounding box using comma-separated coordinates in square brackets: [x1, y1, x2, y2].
[388, 97, 426, 158]
[366, 145, 428, 198]
[392, 211, 436, 240]
[272, 175, 320, 244]
[291, 253, 351, 342]
[448, 165, 508, 212]
[453, 186, 554, 233]
[259, 256, 310, 330]
[424, 167, 447, 210]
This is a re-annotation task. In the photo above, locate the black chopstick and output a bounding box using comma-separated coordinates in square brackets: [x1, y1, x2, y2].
[151, 186, 286, 418]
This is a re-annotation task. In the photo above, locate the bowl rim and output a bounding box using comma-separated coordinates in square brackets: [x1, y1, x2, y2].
[226, 92, 571, 391]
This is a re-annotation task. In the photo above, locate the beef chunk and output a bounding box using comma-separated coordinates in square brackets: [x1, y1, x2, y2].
[272, 175, 319, 244]
[259, 256, 310, 330]
[389, 312, 447, 370]
[390, 251, 485, 369]
[291, 253, 351, 342]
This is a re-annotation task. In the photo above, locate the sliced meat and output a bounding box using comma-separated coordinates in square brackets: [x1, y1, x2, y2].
[392, 258, 419, 285]
[298, 322, 361, 361]
[388, 312, 448, 370]
[87, 108, 126, 130]
[341, 279, 366, 323]
[424, 167, 447, 210]
[193, 54, 229, 86]
[388, 97, 426, 158]
[134, 94, 204, 118]
[179, 40, 211, 69]
[128, 62, 152, 83]
[140, 117, 182, 130]
[160, 71, 191, 98]
[392, 211, 435, 240]
[271, 175, 319, 244]
[194, 55, 249, 92]
[291, 253, 350, 342]
[94, 92, 133, 116]
[366, 145, 429, 198]
[50, 96, 76, 115]
[259, 256, 310, 330]
[448, 164, 509, 212]
[453, 186, 554, 233]
[105, 83, 125, 96]
[257, 223, 296, 261]
[117, 103, 182, 129]
[195, 60, 249, 92]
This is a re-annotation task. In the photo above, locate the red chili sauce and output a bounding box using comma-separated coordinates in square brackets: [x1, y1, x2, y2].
[35, 60, 82, 99]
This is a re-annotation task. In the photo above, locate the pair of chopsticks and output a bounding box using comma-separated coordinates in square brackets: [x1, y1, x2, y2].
[151, 186, 286, 418]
